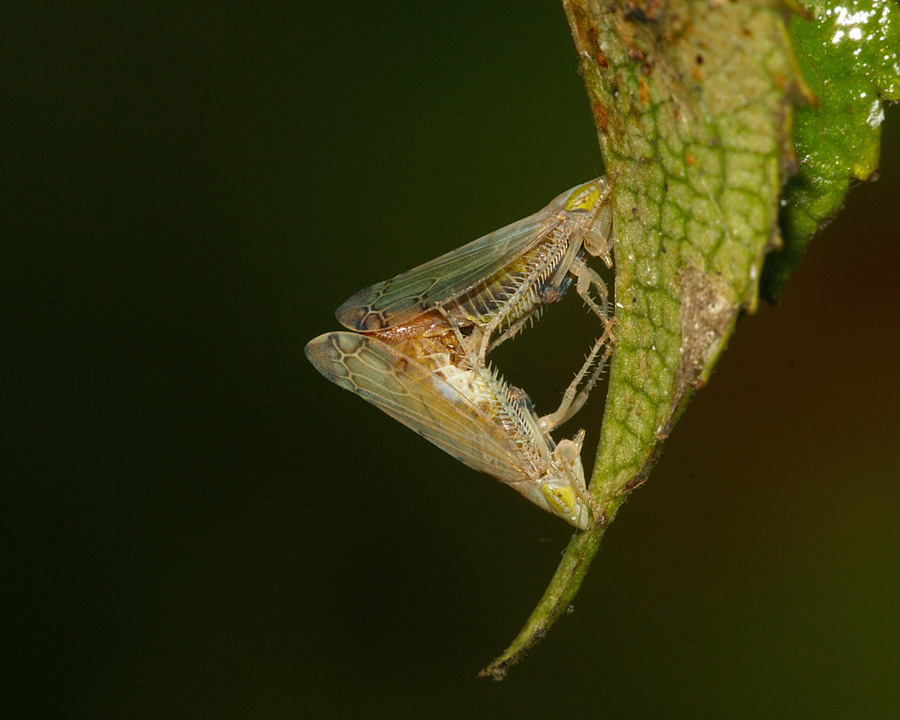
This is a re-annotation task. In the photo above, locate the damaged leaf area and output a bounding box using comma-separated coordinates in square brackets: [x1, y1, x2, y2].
[762, 0, 900, 300]
[484, 0, 802, 679]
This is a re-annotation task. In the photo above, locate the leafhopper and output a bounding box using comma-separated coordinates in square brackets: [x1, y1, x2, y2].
[335, 177, 616, 368]
[306, 331, 607, 529]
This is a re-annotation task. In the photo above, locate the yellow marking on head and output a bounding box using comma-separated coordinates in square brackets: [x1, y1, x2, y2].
[543, 484, 576, 517]
[564, 182, 601, 213]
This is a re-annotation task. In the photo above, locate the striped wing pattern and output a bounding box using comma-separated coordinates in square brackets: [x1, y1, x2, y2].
[305, 332, 530, 485]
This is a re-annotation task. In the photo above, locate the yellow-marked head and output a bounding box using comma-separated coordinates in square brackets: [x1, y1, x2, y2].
[538, 430, 592, 530]
[558, 177, 614, 263]
[541, 478, 592, 530]
[564, 180, 604, 213]
[542, 484, 576, 517]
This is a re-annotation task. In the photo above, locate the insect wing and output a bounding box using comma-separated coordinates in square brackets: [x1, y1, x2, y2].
[305, 332, 530, 485]
[335, 203, 561, 332]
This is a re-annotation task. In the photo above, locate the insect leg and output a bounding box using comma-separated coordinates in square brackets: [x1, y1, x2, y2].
[537, 331, 613, 434]
[571, 257, 611, 320]
[484, 310, 540, 355]
[470, 258, 556, 366]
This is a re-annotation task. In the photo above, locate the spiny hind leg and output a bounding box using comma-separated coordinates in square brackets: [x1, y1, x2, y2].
[485, 310, 541, 355]
[538, 332, 613, 435]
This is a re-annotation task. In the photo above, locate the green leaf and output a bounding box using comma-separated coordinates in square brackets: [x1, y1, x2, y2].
[762, 0, 900, 300]
[484, 0, 899, 679]
[483, 0, 804, 679]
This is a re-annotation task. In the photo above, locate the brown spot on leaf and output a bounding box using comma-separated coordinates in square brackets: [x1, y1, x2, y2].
[625, 474, 647, 490]
[638, 77, 650, 106]
[592, 101, 609, 133]
[570, 0, 600, 55]
[772, 72, 789, 92]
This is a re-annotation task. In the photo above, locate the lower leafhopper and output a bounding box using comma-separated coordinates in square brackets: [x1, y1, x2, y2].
[306, 330, 609, 529]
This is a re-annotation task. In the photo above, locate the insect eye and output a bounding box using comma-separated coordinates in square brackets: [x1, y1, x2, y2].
[564, 182, 600, 213]
[543, 484, 576, 517]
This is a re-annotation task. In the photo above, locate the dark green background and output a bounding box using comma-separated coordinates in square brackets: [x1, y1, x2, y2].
[6, 2, 900, 717]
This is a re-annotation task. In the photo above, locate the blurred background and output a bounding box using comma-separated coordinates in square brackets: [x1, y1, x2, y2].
[5, 2, 899, 717]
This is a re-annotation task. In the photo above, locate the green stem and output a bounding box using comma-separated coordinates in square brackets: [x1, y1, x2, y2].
[479, 495, 625, 679]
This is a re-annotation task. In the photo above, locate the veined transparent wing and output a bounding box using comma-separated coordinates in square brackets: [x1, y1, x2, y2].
[305, 332, 531, 485]
[335, 192, 571, 332]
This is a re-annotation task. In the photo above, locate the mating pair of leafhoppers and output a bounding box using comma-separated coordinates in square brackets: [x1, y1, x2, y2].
[307, 177, 616, 529]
